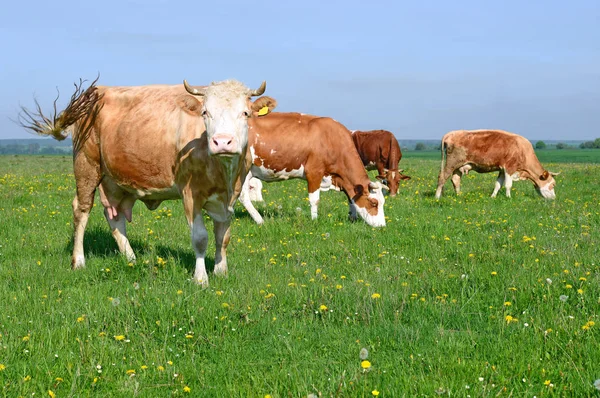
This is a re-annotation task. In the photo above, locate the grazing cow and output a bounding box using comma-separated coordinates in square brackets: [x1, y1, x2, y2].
[237, 112, 386, 227]
[351, 129, 411, 196]
[435, 129, 558, 199]
[19, 78, 274, 286]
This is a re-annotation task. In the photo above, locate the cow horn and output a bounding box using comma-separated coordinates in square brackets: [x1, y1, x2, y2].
[250, 81, 266, 96]
[183, 80, 206, 96]
[550, 171, 561, 176]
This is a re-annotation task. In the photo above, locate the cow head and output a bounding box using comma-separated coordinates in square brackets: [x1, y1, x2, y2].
[376, 170, 411, 197]
[183, 79, 273, 156]
[351, 182, 386, 227]
[534, 170, 559, 199]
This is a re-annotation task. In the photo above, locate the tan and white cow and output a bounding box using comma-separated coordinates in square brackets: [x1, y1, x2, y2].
[435, 129, 558, 199]
[238, 112, 386, 227]
[19, 78, 273, 286]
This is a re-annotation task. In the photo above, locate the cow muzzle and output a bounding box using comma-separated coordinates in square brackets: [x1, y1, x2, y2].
[209, 134, 239, 156]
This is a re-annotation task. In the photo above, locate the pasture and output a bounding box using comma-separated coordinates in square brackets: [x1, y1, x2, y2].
[0, 153, 599, 397]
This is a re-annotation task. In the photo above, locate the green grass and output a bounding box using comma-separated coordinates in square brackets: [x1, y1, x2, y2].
[1, 154, 599, 397]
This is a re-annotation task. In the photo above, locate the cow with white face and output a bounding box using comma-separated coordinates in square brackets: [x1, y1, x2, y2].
[19, 78, 274, 287]
[238, 111, 387, 227]
[435, 129, 559, 200]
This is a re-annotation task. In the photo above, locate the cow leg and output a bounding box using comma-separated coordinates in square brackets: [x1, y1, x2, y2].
[182, 190, 210, 287]
[504, 174, 513, 198]
[451, 171, 462, 195]
[213, 220, 231, 276]
[238, 174, 264, 224]
[248, 177, 264, 202]
[435, 168, 454, 199]
[71, 154, 101, 269]
[491, 172, 505, 198]
[103, 196, 136, 263]
[307, 176, 323, 220]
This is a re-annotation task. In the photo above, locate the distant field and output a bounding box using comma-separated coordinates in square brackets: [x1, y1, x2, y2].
[405, 149, 600, 164]
[0, 155, 599, 396]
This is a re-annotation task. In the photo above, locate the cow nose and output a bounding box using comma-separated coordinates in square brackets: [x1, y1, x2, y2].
[210, 134, 237, 154]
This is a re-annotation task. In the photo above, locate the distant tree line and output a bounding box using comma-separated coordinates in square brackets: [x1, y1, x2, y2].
[0, 143, 71, 155]
[579, 138, 600, 149]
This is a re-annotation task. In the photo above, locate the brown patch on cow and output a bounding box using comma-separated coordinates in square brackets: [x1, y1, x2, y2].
[177, 95, 202, 116]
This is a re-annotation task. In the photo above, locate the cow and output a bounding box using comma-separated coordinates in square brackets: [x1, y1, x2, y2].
[237, 112, 387, 227]
[19, 77, 274, 287]
[351, 129, 411, 196]
[434, 129, 558, 200]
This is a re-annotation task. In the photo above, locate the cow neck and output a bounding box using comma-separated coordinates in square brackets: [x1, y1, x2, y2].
[217, 150, 246, 208]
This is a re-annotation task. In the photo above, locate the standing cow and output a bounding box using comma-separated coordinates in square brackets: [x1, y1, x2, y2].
[351, 129, 411, 196]
[19, 78, 273, 286]
[435, 129, 558, 199]
[238, 112, 387, 227]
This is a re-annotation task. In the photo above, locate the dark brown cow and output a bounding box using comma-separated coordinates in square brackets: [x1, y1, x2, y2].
[238, 112, 386, 227]
[351, 129, 411, 196]
[19, 78, 274, 287]
[435, 129, 558, 199]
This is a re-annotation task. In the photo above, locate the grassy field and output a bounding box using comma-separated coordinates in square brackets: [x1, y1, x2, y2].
[0, 154, 599, 397]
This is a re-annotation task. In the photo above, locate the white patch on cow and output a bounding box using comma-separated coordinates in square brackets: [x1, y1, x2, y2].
[510, 171, 521, 180]
[248, 177, 264, 202]
[353, 185, 386, 227]
[320, 175, 341, 192]
[308, 190, 320, 219]
[238, 173, 264, 224]
[270, 149, 277, 155]
[251, 163, 305, 182]
[537, 178, 556, 199]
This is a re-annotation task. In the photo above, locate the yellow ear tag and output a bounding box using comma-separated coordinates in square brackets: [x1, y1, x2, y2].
[257, 106, 269, 116]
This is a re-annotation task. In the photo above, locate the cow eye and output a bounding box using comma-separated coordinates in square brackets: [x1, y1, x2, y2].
[242, 111, 250, 118]
[201, 109, 209, 117]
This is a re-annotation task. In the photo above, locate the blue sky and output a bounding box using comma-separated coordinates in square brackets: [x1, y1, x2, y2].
[1, 0, 599, 140]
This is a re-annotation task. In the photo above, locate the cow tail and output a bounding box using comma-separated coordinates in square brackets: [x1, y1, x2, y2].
[440, 136, 448, 174]
[18, 76, 103, 151]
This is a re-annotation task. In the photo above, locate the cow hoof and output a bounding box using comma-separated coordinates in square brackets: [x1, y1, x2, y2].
[193, 277, 209, 288]
[213, 265, 228, 277]
[71, 256, 85, 270]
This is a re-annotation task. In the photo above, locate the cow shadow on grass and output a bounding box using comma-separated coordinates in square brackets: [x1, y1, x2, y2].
[66, 226, 211, 275]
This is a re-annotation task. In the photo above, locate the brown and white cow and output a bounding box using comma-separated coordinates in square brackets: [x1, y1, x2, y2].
[19, 78, 273, 286]
[351, 129, 411, 196]
[435, 129, 558, 200]
[238, 112, 386, 227]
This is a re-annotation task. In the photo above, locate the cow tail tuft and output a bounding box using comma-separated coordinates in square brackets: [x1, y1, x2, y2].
[18, 77, 103, 150]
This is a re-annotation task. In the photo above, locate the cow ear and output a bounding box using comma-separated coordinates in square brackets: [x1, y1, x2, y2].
[375, 175, 385, 181]
[400, 174, 411, 180]
[251, 96, 277, 116]
[540, 170, 550, 181]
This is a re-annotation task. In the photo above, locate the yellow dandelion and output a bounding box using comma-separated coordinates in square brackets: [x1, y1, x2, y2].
[126, 369, 135, 375]
[77, 316, 85, 323]
[55, 377, 63, 382]
[185, 334, 193, 339]
[177, 290, 183, 295]
[98, 332, 106, 337]
[114, 335, 125, 341]
[372, 390, 380, 396]
[577, 289, 584, 294]
[184, 386, 191, 393]
[504, 302, 511, 306]
[491, 271, 497, 276]
[319, 304, 328, 312]
[0, 364, 5, 371]
[371, 293, 381, 299]
[222, 302, 230, 308]
[544, 380, 551, 386]
[157, 366, 165, 371]
[167, 360, 173, 365]
[141, 365, 148, 370]
[48, 390, 56, 398]
[361, 360, 372, 369]
[22, 335, 30, 342]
